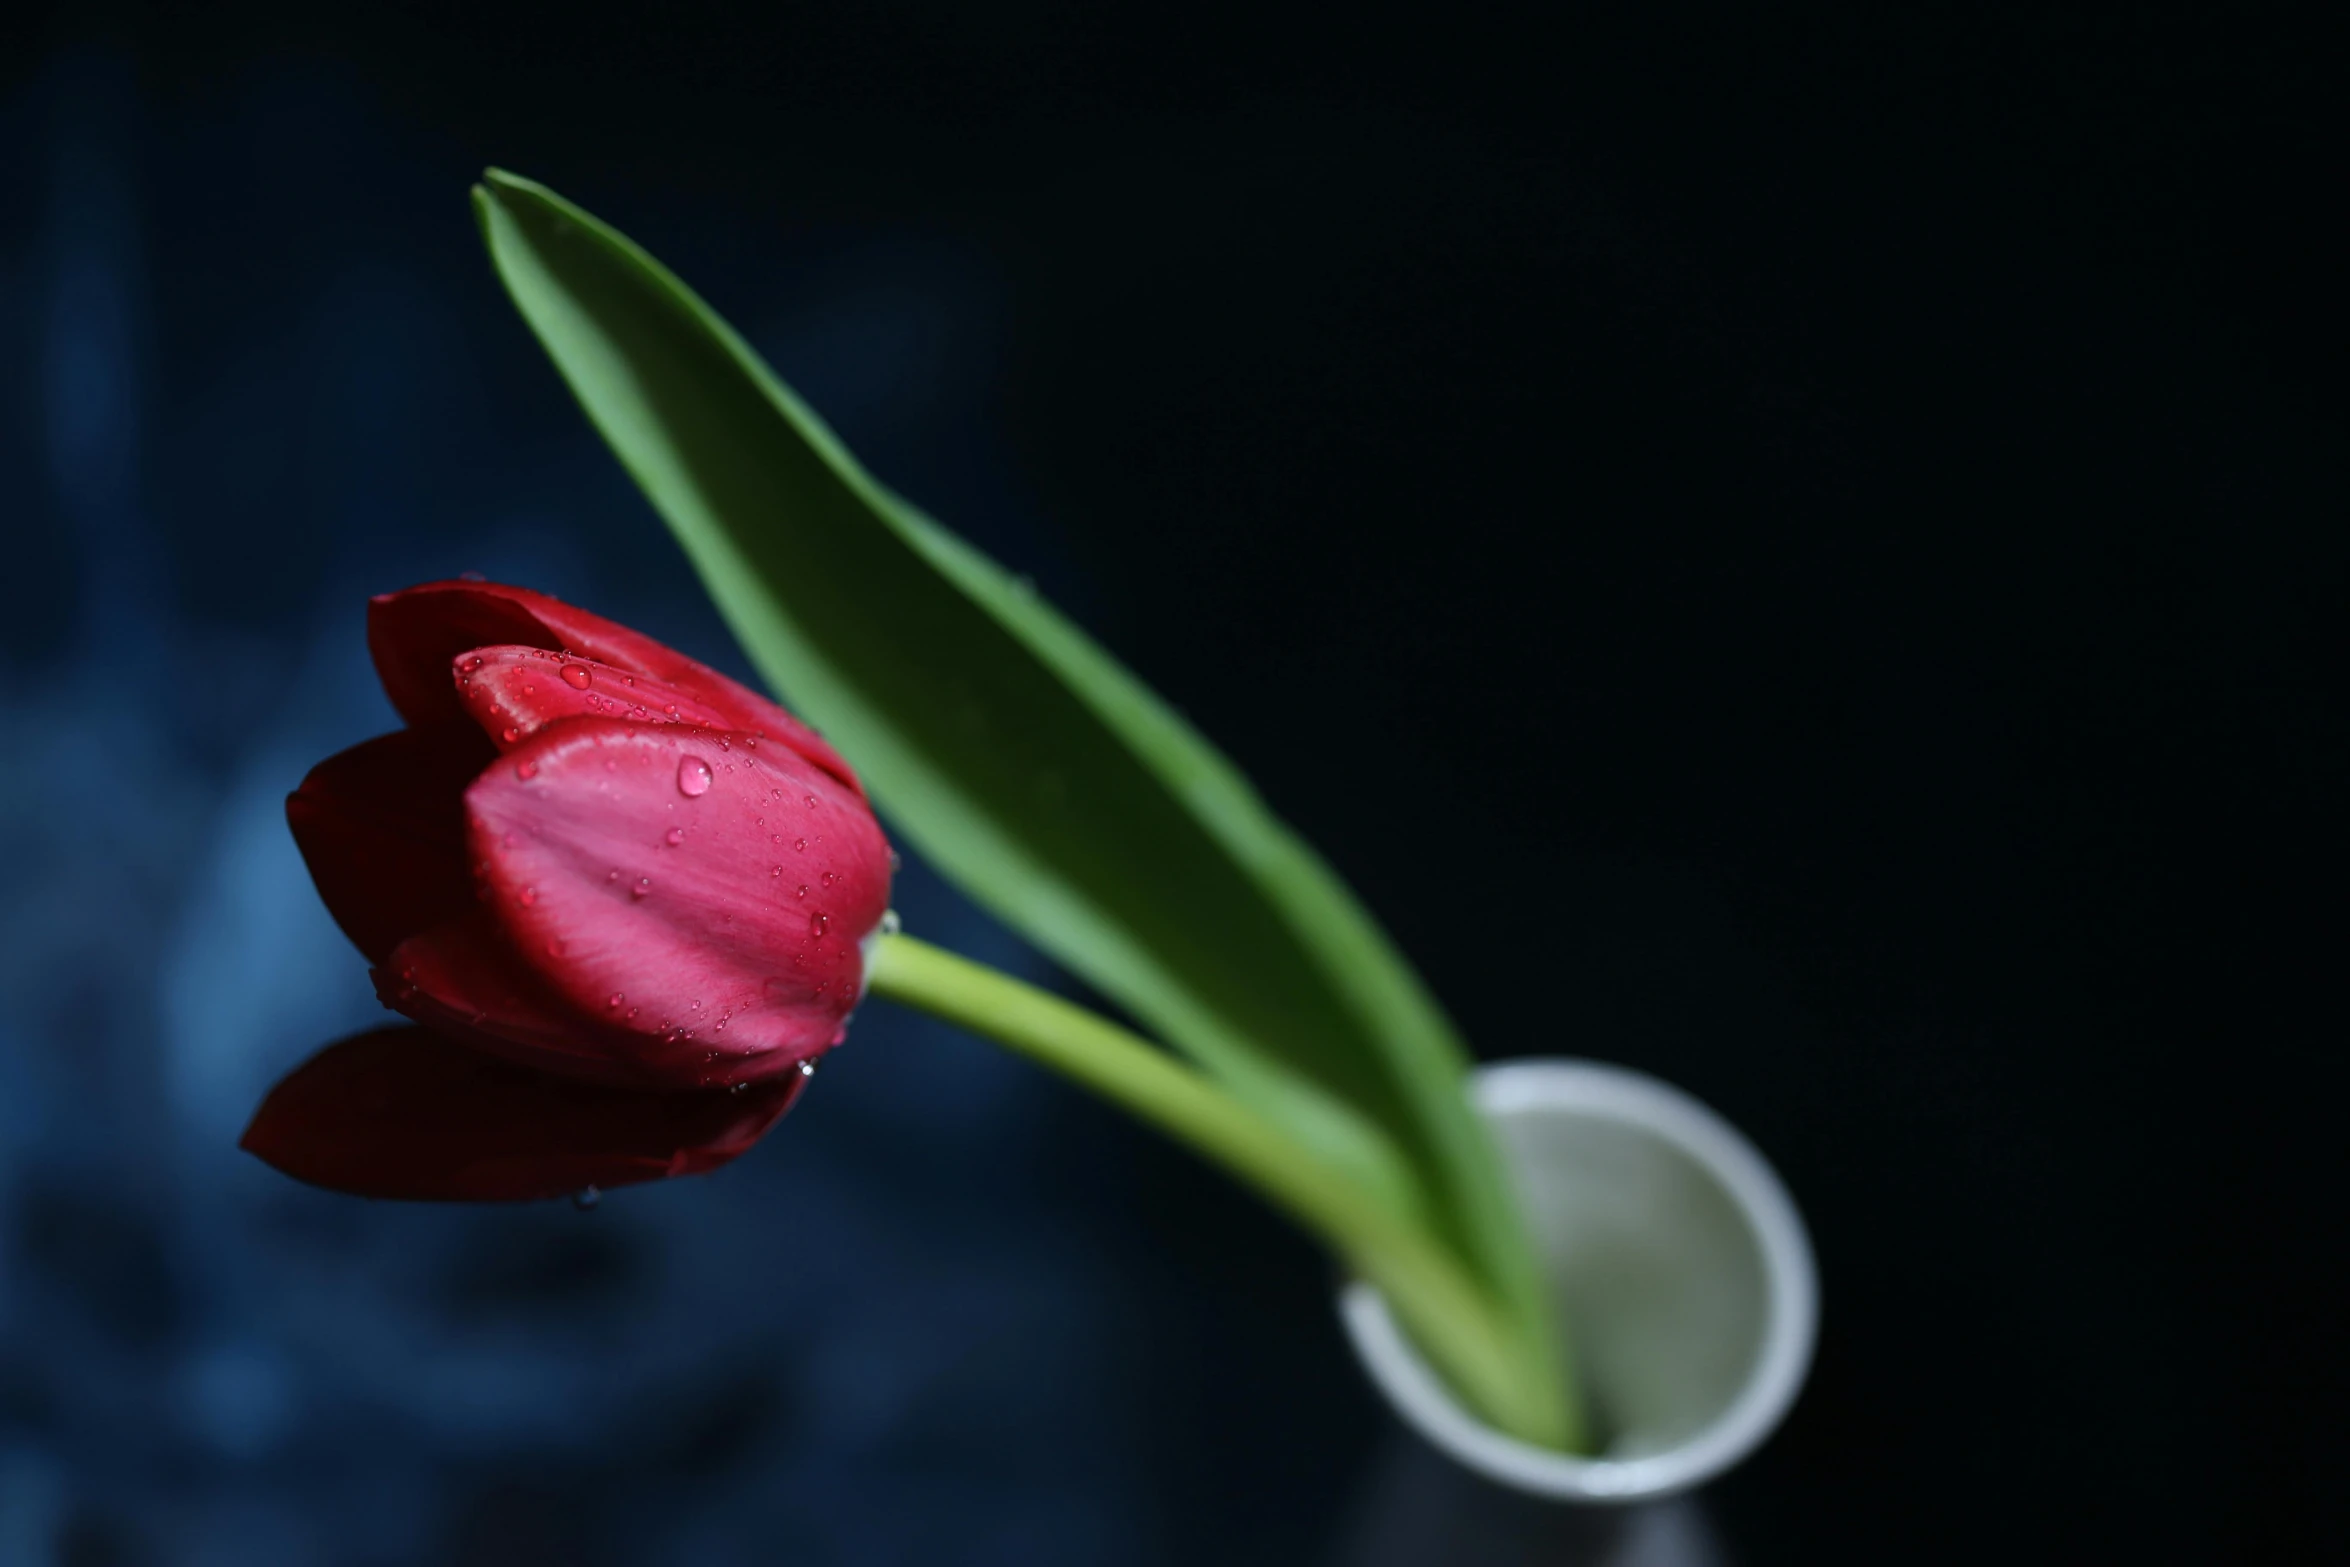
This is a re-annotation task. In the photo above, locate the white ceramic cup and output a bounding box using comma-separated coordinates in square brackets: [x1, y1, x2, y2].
[1338, 1058, 1818, 1503]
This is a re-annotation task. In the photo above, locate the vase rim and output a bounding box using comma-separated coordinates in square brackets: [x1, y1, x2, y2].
[1339, 1056, 1818, 1504]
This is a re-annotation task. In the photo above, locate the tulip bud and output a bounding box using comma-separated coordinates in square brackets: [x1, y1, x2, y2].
[290, 580, 893, 1092]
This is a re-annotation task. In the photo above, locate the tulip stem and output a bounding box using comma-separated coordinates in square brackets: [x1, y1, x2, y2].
[862, 931, 1578, 1449]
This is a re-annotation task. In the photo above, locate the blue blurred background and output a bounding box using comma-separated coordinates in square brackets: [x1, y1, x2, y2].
[1, 6, 2340, 1564]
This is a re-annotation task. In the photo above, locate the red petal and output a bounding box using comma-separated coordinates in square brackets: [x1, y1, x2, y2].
[465, 718, 893, 1089]
[287, 725, 496, 964]
[451, 645, 742, 752]
[239, 1026, 805, 1201]
[368, 580, 859, 794]
[377, 910, 649, 1085]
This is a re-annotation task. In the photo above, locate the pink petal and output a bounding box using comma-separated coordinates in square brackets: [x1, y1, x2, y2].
[465, 717, 892, 1089]
[368, 580, 859, 793]
[376, 910, 651, 1086]
[239, 1026, 806, 1201]
[451, 645, 741, 751]
[286, 725, 496, 964]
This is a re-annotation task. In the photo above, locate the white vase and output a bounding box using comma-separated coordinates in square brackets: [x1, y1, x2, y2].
[1339, 1058, 1818, 1504]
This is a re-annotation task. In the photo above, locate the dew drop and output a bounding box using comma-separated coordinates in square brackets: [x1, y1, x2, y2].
[797, 1060, 818, 1078]
[623, 675, 635, 687]
[633, 877, 653, 899]
[664, 826, 685, 846]
[521, 683, 537, 697]
[663, 704, 680, 719]
[502, 727, 521, 744]
[561, 664, 593, 690]
[573, 1185, 601, 1210]
[794, 837, 809, 852]
[810, 912, 830, 938]
[516, 761, 538, 780]
[881, 910, 902, 936]
[517, 885, 538, 907]
[805, 794, 818, 809]
[795, 883, 809, 899]
[607, 868, 621, 882]
[820, 871, 837, 887]
[607, 991, 625, 1009]
[677, 756, 713, 797]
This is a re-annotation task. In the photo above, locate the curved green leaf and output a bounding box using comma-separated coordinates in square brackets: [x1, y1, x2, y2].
[472, 170, 1559, 1417]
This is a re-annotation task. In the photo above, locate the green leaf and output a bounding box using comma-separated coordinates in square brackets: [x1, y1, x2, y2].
[471, 170, 1561, 1426]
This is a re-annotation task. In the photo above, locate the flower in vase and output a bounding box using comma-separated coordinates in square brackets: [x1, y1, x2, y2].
[242, 579, 893, 1200]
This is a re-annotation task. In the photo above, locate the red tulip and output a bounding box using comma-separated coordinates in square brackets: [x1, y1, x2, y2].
[244, 580, 893, 1200]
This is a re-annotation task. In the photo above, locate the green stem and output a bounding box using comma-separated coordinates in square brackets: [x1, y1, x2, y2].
[863, 932, 1578, 1449]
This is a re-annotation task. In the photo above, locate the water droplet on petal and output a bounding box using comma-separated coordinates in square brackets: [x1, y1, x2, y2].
[794, 837, 808, 852]
[664, 827, 684, 846]
[797, 1059, 818, 1078]
[805, 794, 818, 809]
[881, 910, 902, 936]
[810, 912, 830, 937]
[521, 683, 537, 697]
[518, 885, 537, 907]
[677, 756, 713, 796]
[795, 883, 809, 899]
[633, 877, 652, 899]
[573, 1185, 601, 1210]
[561, 664, 593, 690]
[516, 760, 538, 780]
[607, 868, 621, 882]
[820, 871, 836, 887]
[607, 992, 625, 1009]
[663, 704, 680, 719]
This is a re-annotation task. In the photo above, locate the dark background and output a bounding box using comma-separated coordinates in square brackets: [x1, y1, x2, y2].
[1, 4, 2339, 1564]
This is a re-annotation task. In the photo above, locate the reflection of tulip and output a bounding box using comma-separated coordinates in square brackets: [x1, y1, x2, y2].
[241, 1026, 808, 1201]
[243, 579, 893, 1200]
